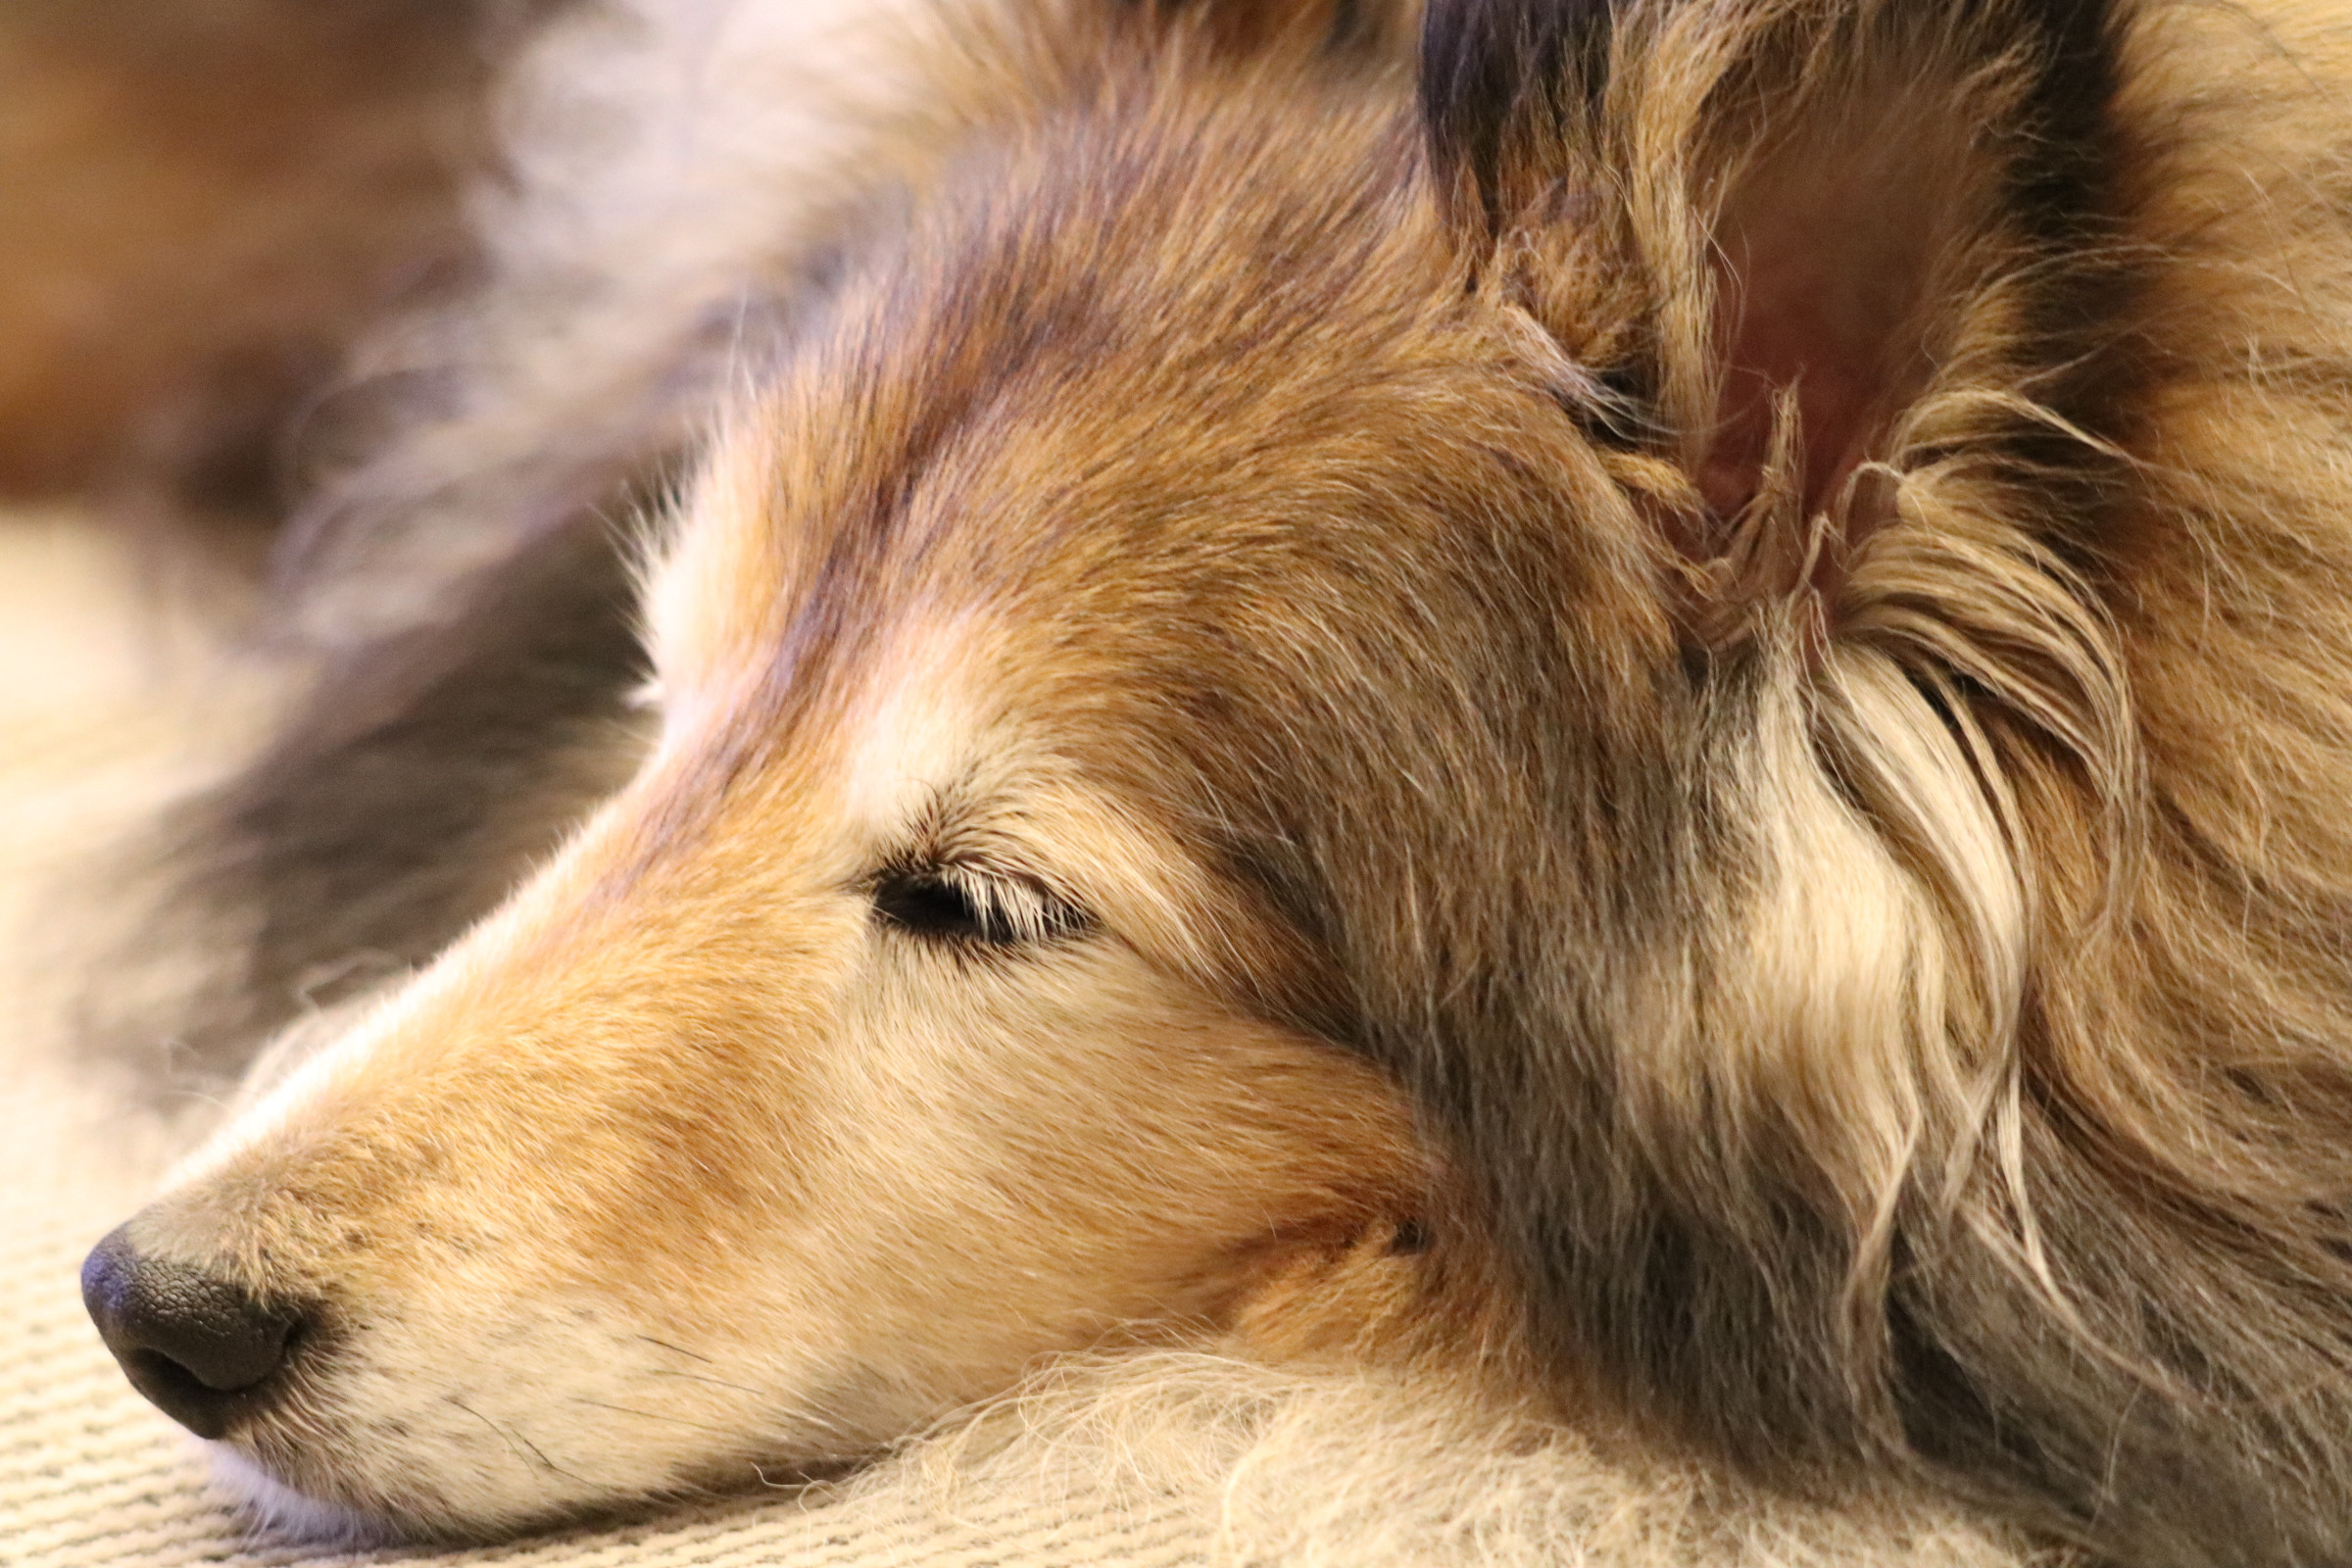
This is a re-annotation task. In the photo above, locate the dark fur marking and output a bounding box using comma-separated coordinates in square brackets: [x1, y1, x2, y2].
[1419, 0, 1614, 227]
[141, 493, 657, 1084]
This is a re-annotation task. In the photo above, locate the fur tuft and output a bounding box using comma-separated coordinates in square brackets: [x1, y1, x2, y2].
[885, 1353, 2050, 1568]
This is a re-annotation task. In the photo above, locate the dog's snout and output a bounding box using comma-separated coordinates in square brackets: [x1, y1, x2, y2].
[81, 1224, 309, 1439]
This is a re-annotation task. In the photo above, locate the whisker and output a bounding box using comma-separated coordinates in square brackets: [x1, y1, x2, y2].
[635, 1335, 716, 1364]
[569, 1396, 740, 1438]
[450, 1397, 591, 1485]
[652, 1367, 762, 1396]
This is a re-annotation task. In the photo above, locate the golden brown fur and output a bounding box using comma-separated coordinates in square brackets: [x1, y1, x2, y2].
[74, 1, 2352, 1564]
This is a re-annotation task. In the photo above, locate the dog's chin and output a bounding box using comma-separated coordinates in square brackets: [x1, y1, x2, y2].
[208, 1439, 626, 1546]
[207, 1447, 406, 1548]
[206, 1421, 867, 1545]
[207, 1446, 624, 1547]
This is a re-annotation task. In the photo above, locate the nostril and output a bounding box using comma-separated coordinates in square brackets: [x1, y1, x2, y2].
[124, 1348, 237, 1420]
[81, 1223, 312, 1440]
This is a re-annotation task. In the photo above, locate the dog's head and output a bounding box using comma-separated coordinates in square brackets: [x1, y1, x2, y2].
[86, 0, 2186, 1547]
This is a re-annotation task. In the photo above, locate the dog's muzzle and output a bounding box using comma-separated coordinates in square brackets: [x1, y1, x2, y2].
[81, 1224, 312, 1439]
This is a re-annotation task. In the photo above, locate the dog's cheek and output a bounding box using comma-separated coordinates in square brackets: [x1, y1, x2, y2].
[1226, 1228, 1425, 1361]
[1222, 1218, 1529, 1387]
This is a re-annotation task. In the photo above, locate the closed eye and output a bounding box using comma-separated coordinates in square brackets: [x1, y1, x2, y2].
[869, 864, 1087, 947]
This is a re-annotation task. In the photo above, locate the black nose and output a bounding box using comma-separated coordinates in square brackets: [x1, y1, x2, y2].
[81, 1224, 308, 1439]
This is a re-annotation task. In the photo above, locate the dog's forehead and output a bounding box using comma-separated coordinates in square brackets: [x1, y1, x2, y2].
[648, 106, 1507, 700]
[636, 75, 1652, 870]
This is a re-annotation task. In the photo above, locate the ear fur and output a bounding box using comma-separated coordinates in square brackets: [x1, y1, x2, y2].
[1409, 0, 2226, 1549]
[1422, 0, 2122, 651]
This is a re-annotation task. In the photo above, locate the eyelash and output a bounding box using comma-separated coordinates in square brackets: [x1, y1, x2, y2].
[869, 864, 1087, 948]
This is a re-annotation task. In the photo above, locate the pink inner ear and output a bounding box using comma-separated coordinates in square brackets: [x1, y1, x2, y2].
[1694, 117, 1955, 552]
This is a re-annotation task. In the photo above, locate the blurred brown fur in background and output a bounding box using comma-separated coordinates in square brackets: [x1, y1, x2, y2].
[0, 0, 550, 544]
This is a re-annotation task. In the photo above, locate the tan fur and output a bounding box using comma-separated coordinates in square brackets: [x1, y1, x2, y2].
[159, 572, 1438, 1531]
[85, 0, 2352, 1562]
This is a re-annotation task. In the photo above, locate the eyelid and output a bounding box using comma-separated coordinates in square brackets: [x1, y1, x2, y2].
[869, 860, 1090, 946]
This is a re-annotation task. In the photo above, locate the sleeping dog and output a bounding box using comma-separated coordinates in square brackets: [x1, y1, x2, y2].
[76, 2, 2352, 1563]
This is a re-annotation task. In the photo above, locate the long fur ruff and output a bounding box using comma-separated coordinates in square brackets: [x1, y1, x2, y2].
[871, 1353, 2047, 1568]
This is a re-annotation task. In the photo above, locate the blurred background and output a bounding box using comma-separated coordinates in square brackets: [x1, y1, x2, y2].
[0, 13, 560, 1556]
[0, 0, 559, 561]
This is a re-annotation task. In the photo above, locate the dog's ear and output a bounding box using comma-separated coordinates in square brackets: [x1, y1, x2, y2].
[1423, 0, 2119, 647]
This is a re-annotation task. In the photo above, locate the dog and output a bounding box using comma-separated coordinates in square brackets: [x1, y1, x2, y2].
[69, 0, 2352, 1562]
